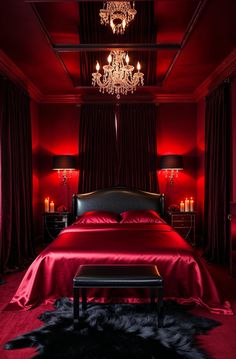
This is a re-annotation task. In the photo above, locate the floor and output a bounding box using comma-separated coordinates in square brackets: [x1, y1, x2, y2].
[0, 257, 236, 359]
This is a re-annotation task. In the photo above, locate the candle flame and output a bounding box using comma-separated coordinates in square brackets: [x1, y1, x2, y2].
[137, 61, 141, 71]
[107, 54, 112, 64]
[96, 61, 100, 71]
[125, 54, 129, 64]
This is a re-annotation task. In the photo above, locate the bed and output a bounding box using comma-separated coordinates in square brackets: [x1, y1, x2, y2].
[8, 188, 232, 314]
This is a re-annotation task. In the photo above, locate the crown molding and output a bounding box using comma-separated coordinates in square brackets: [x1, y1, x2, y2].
[0, 50, 42, 102]
[40, 94, 82, 103]
[40, 92, 196, 104]
[194, 48, 236, 100]
[154, 94, 196, 103]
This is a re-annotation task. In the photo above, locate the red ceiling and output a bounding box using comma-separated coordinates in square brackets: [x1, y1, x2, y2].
[0, 0, 235, 101]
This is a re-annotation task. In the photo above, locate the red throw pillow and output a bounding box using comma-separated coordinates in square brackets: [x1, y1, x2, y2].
[120, 210, 163, 224]
[75, 211, 120, 224]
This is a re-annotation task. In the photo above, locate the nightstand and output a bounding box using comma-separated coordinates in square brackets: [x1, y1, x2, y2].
[167, 211, 196, 246]
[43, 212, 71, 242]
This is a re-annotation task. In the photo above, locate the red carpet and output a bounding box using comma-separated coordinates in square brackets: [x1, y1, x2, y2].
[0, 260, 236, 359]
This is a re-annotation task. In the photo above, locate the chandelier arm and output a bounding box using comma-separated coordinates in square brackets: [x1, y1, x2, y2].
[93, 76, 112, 90]
[124, 76, 141, 87]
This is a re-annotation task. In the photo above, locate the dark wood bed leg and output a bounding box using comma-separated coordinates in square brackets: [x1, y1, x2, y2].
[157, 287, 164, 327]
[73, 287, 80, 330]
[82, 288, 87, 311]
[150, 287, 156, 308]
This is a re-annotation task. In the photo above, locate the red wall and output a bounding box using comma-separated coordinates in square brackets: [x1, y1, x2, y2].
[37, 104, 80, 217]
[157, 103, 198, 211]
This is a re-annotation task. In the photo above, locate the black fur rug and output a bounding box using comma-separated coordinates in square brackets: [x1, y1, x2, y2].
[4, 298, 220, 359]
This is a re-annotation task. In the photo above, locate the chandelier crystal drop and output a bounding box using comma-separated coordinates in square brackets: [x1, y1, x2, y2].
[99, 1, 137, 35]
[92, 50, 144, 99]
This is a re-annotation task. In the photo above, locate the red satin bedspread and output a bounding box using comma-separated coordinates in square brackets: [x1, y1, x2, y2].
[8, 223, 232, 314]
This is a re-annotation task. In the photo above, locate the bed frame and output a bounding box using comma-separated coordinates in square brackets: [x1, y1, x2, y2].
[72, 187, 164, 219]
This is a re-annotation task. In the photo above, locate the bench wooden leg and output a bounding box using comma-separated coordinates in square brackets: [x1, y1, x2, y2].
[157, 286, 164, 327]
[150, 287, 156, 305]
[73, 287, 80, 330]
[82, 288, 87, 311]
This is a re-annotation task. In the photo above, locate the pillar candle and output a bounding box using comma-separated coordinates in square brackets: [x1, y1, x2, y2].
[184, 198, 190, 212]
[50, 201, 55, 212]
[190, 197, 194, 212]
[180, 201, 185, 212]
[44, 197, 49, 212]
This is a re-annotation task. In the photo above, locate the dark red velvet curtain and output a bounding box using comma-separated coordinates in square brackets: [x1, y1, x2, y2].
[204, 81, 231, 265]
[117, 104, 159, 192]
[0, 78, 35, 273]
[78, 104, 117, 193]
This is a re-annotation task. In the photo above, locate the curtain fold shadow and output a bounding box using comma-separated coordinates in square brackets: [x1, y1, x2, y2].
[203, 81, 231, 265]
[0, 77, 35, 273]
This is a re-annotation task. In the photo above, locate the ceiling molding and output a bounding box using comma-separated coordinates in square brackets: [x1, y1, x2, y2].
[40, 94, 82, 103]
[0, 50, 42, 102]
[194, 48, 236, 100]
[154, 94, 196, 103]
[39, 92, 196, 104]
[53, 43, 181, 52]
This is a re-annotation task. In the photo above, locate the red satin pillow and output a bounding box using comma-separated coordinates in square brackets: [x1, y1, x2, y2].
[120, 210, 163, 224]
[75, 211, 120, 224]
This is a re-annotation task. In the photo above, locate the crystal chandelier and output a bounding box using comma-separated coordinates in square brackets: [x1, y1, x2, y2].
[99, 1, 137, 35]
[92, 50, 144, 99]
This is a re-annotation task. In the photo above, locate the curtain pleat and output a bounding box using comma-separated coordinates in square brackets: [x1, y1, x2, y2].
[0, 78, 35, 273]
[117, 104, 159, 192]
[203, 81, 231, 264]
[78, 104, 117, 193]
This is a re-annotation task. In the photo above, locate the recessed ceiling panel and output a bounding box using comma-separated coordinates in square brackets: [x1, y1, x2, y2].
[155, 0, 201, 43]
[33, 2, 80, 44]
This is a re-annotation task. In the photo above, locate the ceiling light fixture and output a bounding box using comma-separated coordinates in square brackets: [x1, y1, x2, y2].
[92, 50, 144, 99]
[99, 1, 137, 35]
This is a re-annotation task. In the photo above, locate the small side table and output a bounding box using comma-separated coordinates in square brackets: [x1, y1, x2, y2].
[167, 211, 196, 246]
[43, 212, 71, 242]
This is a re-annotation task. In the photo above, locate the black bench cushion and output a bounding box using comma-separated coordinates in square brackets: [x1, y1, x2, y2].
[73, 265, 163, 287]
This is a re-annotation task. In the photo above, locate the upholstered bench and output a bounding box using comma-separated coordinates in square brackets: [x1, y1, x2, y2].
[73, 264, 164, 328]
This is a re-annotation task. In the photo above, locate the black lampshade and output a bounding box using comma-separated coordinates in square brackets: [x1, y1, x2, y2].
[52, 155, 76, 170]
[159, 155, 183, 170]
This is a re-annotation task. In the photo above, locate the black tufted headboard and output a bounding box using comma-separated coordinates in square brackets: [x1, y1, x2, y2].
[72, 187, 164, 220]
